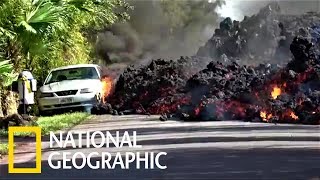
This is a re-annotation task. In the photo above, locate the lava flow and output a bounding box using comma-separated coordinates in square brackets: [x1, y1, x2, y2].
[93, 36, 319, 125]
[260, 111, 272, 122]
[92, 3, 320, 125]
[271, 86, 282, 99]
[289, 111, 299, 120]
[101, 77, 113, 103]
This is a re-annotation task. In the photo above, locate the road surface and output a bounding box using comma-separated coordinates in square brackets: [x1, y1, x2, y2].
[0, 115, 319, 179]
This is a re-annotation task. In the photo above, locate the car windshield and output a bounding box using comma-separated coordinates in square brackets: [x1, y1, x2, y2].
[45, 67, 99, 84]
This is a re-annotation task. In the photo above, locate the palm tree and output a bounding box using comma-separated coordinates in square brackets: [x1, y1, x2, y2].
[0, 26, 17, 116]
[17, 0, 64, 69]
[0, 60, 16, 117]
[16, 0, 126, 69]
[1, 0, 129, 70]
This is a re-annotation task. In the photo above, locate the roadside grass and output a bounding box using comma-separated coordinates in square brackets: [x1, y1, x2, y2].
[0, 143, 8, 155]
[37, 112, 90, 135]
[0, 112, 91, 137]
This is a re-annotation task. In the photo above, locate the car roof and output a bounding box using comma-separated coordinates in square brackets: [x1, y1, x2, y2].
[51, 64, 100, 71]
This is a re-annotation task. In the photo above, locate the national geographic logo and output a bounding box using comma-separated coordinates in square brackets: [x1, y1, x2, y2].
[7, 127, 167, 174]
[8, 127, 42, 173]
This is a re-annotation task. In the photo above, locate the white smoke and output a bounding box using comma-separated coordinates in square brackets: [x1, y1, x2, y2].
[216, 0, 269, 20]
[217, 0, 320, 21]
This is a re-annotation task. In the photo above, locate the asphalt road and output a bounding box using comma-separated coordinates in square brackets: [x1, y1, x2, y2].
[1, 115, 319, 179]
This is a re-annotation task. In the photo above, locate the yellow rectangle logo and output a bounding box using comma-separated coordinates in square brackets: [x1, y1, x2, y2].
[8, 126, 42, 173]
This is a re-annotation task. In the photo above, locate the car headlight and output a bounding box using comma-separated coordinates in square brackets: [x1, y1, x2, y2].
[80, 88, 95, 94]
[39, 92, 54, 98]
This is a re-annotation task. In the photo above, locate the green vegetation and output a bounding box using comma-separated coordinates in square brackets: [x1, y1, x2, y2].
[0, 112, 90, 137]
[37, 112, 90, 135]
[0, 60, 17, 87]
[0, 143, 9, 155]
[0, 60, 17, 117]
[0, 0, 130, 116]
[0, 0, 130, 80]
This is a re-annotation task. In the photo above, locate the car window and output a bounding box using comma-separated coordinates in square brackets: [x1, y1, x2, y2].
[45, 67, 99, 84]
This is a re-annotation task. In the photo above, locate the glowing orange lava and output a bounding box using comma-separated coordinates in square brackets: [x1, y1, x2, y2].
[290, 112, 299, 120]
[271, 86, 282, 99]
[101, 77, 113, 103]
[260, 111, 272, 121]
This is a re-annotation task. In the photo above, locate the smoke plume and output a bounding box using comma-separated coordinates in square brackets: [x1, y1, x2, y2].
[217, 0, 320, 20]
[96, 0, 320, 66]
[95, 0, 224, 65]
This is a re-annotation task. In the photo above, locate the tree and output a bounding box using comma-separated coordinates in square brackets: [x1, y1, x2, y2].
[0, 26, 18, 116]
[0, 0, 130, 79]
[0, 60, 17, 117]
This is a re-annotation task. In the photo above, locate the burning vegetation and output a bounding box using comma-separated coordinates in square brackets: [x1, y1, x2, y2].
[93, 3, 320, 125]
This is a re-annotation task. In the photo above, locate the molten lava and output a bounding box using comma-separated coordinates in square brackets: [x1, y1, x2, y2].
[260, 111, 272, 121]
[101, 77, 113, 103]
[271, 86, 282, 99]
[290, 112, 299, 120]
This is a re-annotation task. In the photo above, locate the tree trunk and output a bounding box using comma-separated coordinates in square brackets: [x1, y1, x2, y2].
[4, 90, 18, 116]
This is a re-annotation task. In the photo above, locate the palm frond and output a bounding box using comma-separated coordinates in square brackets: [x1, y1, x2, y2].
[0, 60, 12, 68]
[0, 27, 16, 39]
[19, 21, 37, 33]
[0, 72, 18, 87]
[0, 60, 13, 73]
[32, 0, 41, 6]
[19, 0, 63, 33]
[0, 60, 17, 87]
[27, 2, 62, 24]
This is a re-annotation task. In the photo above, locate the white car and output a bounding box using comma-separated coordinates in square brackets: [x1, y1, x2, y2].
[38, 64, 104, 115]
